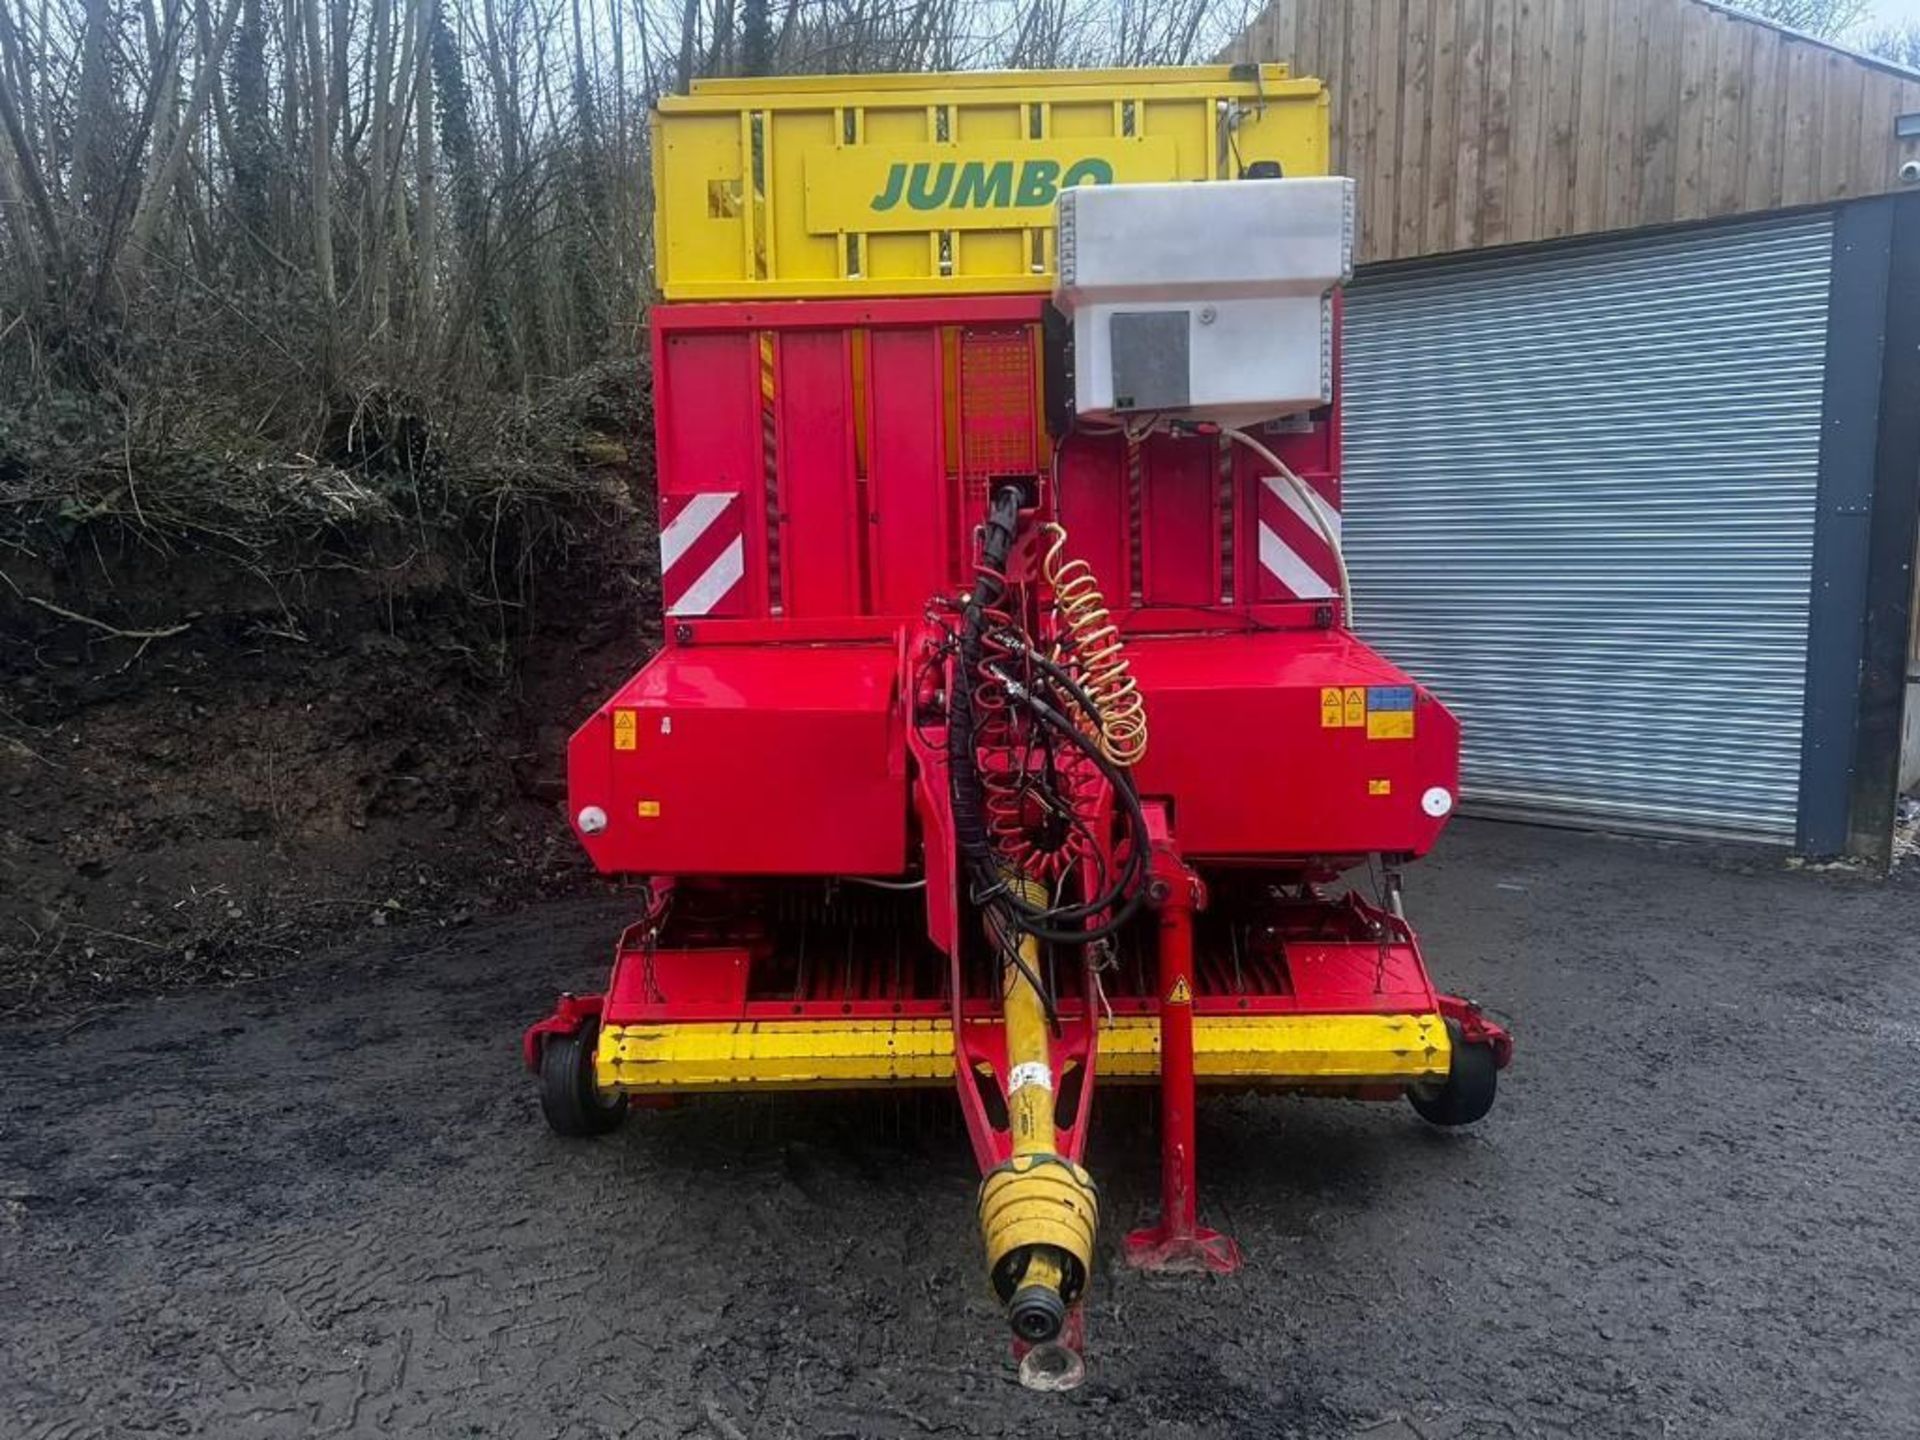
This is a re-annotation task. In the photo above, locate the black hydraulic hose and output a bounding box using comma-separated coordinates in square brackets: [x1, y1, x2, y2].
[946, 484, 1148, 982]
[985, 630, 1105, 728]
[984, 678, 1151, 943]
[980, 899, 1059, 1030]
[949, 484, 1025, 872]
[974, 637, 1149, 923]
[947, 484, 1066, 1025]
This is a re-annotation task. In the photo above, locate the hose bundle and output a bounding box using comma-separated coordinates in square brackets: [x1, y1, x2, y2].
[946, 487, 1150, 1022]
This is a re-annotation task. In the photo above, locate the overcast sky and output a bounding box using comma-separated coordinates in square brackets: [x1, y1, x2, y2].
[1863, 0, 1920, 24]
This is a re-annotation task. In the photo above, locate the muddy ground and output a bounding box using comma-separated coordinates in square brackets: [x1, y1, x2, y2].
[0, 530, 656, 1019]
[2, 819, 1917, 1439]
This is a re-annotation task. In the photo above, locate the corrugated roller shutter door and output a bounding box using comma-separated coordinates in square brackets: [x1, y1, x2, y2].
[1342, 214, 1833, 840]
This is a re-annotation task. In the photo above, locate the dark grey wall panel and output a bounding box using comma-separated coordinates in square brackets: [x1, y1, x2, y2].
[1846, 192, 1920, 865]
[1798, 201, 1889, 857]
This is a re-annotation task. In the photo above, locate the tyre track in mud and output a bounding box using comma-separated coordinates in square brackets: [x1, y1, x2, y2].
[3, 823, 1918, 1438]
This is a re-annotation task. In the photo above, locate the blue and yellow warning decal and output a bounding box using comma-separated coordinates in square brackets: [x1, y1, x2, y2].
[1320, 685, 1416, 740]
[1366, 686, 1414, 740]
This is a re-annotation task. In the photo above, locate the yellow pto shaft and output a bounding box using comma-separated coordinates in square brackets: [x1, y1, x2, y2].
[976, 878, 1099, 1344]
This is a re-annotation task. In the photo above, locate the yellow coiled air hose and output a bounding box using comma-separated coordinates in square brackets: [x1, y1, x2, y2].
[1040, 521, 1148, 767]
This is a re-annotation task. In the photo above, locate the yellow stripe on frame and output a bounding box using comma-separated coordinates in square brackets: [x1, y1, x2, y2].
[596, 1012, 1451, 1094]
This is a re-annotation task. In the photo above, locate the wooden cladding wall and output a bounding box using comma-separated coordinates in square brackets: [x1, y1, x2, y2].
[1226, 0, 1920, 262]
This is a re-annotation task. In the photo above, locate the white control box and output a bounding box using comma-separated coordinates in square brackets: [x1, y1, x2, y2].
[1053, 177, 1354, 426]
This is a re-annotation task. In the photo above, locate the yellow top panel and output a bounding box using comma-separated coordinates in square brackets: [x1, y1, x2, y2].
[652, 64, 1329, 301]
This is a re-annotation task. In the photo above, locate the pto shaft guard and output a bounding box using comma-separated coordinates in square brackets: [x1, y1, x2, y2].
[978, 1152, 1099, 1324]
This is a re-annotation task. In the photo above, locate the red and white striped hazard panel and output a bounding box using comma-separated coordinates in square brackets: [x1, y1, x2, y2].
[1255, 471, 1341, 602]
[660, 491, 747, 618]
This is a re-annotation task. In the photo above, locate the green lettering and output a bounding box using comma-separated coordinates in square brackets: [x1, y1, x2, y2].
[873, 154, 1112, 215]
[906, 162, 956, 210]
[952, 160, 1015, 209]
[1060, 157, 1114, 189]
[870, 163, 907, 211]
[1015, 159, 1061, 207]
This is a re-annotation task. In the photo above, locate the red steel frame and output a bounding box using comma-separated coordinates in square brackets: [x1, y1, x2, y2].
[586, 892, 1448, 1027]
[536, 283, 1512, 1344]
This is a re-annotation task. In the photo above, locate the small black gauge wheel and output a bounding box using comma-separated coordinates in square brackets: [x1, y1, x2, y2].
[538, 1021, 628, 1136]
[1408, 1020, 1498, 1127]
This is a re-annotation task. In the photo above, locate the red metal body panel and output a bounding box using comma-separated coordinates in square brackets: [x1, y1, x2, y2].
[571, 290, 1467, 971]
[775, 330, 862, 616]
[1054, 431, 1129, 602]
[569, 643, 905, 876]
[569, 631, 1450, 879]
[582, 294, 1400, 884]
[609, 942, 754, 1013]
[643, 297, 1348, 629]
[867, 328, 950, 614]
[1126, 632, 1459, 859]
[655, 330, 768, 616]
[1141, 434, 1220, 607]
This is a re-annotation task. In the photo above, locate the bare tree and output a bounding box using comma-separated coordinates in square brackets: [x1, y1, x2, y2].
[119, 0, 244, 287]
[301, 0, 336, 332]
[0, 0, 1260, 577]
[1857, 21, 1920, 70]
[1722, 0, 1871, 39]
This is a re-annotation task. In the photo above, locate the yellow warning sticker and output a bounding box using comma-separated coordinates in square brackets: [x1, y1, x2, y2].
[1364, 686, 1416, 740]
[1166, 976, 1192, 1006]
[1368, 779, 1392, 796]
[1343, 687, 1367, 728]
[612, 709, 638, 751]
[1320, 687, 1345, 728]
[636, 800, 661, 818]
[1367, 710, 1415, 741]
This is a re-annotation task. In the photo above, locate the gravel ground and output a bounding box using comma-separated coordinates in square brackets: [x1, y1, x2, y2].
[3, 819, 1917, 1439]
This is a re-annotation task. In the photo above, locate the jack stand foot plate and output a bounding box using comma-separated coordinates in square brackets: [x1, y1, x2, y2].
[1122, 1223, 1242, 1274]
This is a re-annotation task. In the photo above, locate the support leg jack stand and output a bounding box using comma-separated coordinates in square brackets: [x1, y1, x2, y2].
[1124, 811, 1241, 1276]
